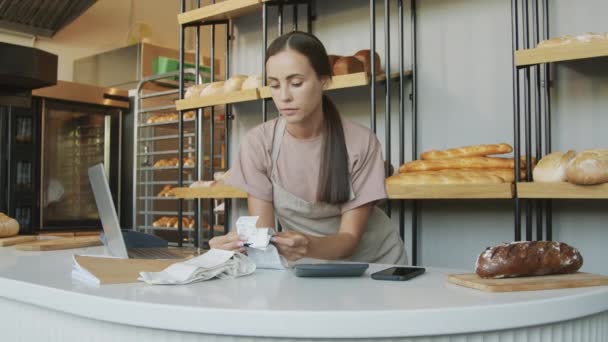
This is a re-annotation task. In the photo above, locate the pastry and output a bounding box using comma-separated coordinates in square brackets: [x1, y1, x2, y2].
[328, 54, 341, 68]
[386, 171, 505, 185]
[0, 212, 19, 238]
[223, 75, 248, 92]
[242, 74, 262, 89]
[200, 81, 225, 96]
[185, 84, 208, 99]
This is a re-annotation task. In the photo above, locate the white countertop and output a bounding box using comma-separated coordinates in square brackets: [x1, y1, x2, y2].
[0, 245, 607, 338]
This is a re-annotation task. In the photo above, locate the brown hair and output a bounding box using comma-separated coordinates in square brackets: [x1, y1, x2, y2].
[266, 31, 350, 204]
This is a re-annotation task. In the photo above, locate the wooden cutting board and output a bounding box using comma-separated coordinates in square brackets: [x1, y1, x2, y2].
[0, 235, 37, 247]
[15, 236, 102, 251]
[448, 272, 608, 292]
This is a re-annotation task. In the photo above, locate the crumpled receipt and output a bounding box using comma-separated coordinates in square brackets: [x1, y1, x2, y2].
[138, 249, 256, 285]
[236, 216, 287, 269]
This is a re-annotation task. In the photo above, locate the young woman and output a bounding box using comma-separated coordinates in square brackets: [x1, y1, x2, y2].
[210, 31, 407, 265]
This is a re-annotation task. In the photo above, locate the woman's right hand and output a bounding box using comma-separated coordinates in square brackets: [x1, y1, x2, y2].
[208, 231, 247, 253]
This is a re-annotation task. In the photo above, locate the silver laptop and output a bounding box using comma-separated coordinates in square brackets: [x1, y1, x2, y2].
[88, 163, 189, 259]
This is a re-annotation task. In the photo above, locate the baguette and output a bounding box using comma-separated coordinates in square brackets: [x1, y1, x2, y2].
[421, 143, 513, 160]
[386, 170, 505, 185]
[475, 241, 583, 278]
[399, 156, 535, 173]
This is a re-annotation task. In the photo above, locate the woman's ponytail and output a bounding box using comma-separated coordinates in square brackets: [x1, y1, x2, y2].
[318, 95, 350, 204]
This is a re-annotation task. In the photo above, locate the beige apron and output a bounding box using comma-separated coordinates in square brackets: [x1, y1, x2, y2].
[270, 118, 407, 265]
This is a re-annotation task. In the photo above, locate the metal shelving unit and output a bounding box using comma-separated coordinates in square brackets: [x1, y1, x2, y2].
[133, 69, 225, 247]
[511, 0, 608, 242]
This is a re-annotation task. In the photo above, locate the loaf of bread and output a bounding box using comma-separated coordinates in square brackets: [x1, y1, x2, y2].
[353, 49, 381, 74]
[157, 185, 175, 197]
[538, 35, 573, 48]
[386, 170, 505, 185]
[421, 143, 513, 160]
[328, 54, 341, 68]
[475, 241, 583, 278]
[185, 84, 208, 99]
[399, 156, 535, 173]
[182, 111, 195, 120]
[332, 56, 364, 76]
[565, 149, 608, 185]
[533, 150, 576, 182]
[242, 74, 262, 89]
[223, 75, 248, 92]
[0, 212, 20, 238]
[200, 81, 225, 96]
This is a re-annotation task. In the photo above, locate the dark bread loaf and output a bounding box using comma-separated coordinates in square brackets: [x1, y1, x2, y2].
[475, 241, 583, 278]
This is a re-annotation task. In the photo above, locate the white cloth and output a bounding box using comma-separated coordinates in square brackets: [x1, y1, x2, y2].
[138, 249, 256, 285]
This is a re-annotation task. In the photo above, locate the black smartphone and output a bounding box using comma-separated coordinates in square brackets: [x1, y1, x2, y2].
[371, 266, 426, 281]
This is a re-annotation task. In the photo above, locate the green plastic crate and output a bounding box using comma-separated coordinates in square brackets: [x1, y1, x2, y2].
[153, 56, 211, 83]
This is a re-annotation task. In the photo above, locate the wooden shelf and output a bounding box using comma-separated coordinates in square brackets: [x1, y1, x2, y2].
[172, 185, 247, 199]
[178, 0, 270, 25]
[258, 71, 412, 98]
[176, 88, 258, 111]
[517, 182, 608, 199]
[515, 39, 608, 66]
[386, 183, 514, 199]
[175, 71, 411, 111]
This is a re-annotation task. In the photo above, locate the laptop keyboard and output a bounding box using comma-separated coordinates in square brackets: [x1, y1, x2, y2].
[128, 248, 186, 259]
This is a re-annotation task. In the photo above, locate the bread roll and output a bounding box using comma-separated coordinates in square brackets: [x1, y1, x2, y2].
[185, 84, 208, 99]
[200, 81, 225, 96]
[421, 143, 513, 160]
[399, 156, 535, 173]
[475, 241, 583, 278]
[353, 49, 381, 74]
[242, 74, 262, 89]
[0, 212, 20, 238]
[328, 54, 341, 68]
[538, 35, 573, 48]
[574, 32, 605, 43]
[182, 111, 195, 120]
[533, 150, 576, 182]
[223, 74, 248, 92]
[565, 149, 608, 185]
[332, 56, 364, 76]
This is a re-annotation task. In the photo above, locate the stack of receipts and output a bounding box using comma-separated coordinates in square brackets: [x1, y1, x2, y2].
[139, 249, 256, 285]
[236, 216, 286, 269]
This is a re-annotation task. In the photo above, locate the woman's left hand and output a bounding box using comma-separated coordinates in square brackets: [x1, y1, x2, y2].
[271, 231, 309, 261]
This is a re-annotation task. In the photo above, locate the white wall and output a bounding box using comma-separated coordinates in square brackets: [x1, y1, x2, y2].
[228, 0, 608, 274]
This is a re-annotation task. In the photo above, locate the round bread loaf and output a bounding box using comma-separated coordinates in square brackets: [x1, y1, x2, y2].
[223, 74, 248, 92]
[533, 150, 576, 182]
[475, 241, 583, 278]
[565, 149, 608, 185]
[200, 81, 225, 96]
[332, 56, 364, 76]
[353, 49, 381, 74]
[0, 213, 19, 238]
[242, 74, 262, 89]
[185, 83, 208, 99]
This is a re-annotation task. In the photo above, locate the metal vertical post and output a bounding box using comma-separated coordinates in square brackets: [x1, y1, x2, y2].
[194, 0, 202, 248]
[411, 0, 419, 266]
[533, 0, 543, 240]
[278, 3, 283, 36]
[209, 2, 216, 241]
[522, 0, 533, 241]
[177, 0, 186, 247]
[511, 0, 522, 241]
[293, 4, 298, 31]
[384, 0, 391, 217]
[262, 2, 268, 122]
[306, 1, 312, 33]
[370, 0, 376, 133]
[398, 0, 405, 240]
[543, 0, 552, 241]
[225, 22, 231, 235]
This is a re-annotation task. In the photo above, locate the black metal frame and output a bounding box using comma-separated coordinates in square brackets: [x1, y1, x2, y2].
[511, 0, 552, 241]
[178, 0, 419, 260]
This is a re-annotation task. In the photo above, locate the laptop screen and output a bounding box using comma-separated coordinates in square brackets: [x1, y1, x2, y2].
[88, 163, 129, 258]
